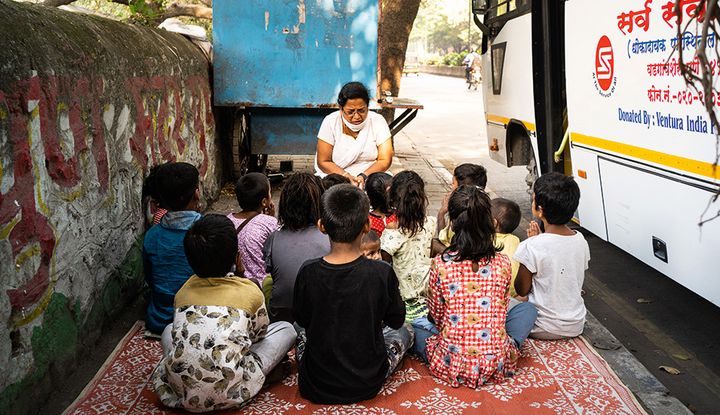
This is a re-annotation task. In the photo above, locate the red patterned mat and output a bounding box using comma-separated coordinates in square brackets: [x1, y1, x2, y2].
[63, 322, 647, 415]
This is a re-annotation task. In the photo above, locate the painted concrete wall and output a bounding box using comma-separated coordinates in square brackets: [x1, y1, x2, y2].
[0, 1, 220, 412]
[419, 64, 467, 78]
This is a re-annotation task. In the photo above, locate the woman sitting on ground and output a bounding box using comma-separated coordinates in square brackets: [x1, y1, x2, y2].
[315, 81, 393, 188]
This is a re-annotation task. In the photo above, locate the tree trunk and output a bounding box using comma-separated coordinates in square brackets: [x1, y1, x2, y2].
[378, 0, 422, 121]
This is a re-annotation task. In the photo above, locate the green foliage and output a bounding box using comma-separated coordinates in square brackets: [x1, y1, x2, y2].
[72, 0, 213, 31]
[74, 0, 131, 19]
[422, 56, 439, 65]
[128, 0, 153, 16]
[410, 0, 482, 55]
[441, 50, 468, 66]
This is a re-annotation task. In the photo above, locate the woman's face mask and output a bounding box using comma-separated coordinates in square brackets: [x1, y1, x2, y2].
[341, 98, 369, 131]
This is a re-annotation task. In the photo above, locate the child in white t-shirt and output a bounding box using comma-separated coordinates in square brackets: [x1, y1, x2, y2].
[514, 173, 590, 339]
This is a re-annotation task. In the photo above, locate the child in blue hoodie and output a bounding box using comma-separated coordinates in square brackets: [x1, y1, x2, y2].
[143, 162, 202, 334]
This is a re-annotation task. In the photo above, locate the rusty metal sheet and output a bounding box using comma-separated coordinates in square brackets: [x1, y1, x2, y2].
[213, 0, 379, 107]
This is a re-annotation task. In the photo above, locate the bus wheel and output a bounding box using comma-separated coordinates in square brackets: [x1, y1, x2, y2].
[525, 157, 538, 194]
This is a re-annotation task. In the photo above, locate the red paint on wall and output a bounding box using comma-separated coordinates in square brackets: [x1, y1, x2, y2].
[0, 88, 55, 311]
[0, 73, 212, 316]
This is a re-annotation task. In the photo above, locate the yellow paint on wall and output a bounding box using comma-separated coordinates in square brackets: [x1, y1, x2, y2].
[28, 105, 50, 215]
[60, 188, 84, 202]
[0, 213, 20, 240]
[13, 225, 59, 328]
[571, 132, 720, 180]
[15, 243, 40, 268]
[13, 281, 56, 328]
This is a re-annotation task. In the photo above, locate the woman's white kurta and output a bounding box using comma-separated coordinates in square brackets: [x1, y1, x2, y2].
[314, 111, 392, 177]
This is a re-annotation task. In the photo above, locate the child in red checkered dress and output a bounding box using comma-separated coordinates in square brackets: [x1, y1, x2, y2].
[415, 185, 537, 388]
[365, 172, 396, 236]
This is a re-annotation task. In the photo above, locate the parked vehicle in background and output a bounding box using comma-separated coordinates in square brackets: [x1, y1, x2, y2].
[474, 0, 720, 307]
[213, 0, 380, 175]
[403, 55, 420, 76]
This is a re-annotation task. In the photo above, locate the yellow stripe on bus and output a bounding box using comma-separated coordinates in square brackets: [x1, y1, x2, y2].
[486, 114, 536, 132]
[571, 132, 720, 180]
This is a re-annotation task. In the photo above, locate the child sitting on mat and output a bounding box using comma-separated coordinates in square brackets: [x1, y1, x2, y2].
[263, 173, 330, 323]
[141, 162, 169, 228]
[366, 172, 396, 236]
[361, 230, 382, 260]
[414, 186, 537, 388]
[321, 172, 352, 190]
[432, 163, 488, 256]
[491, 198, 523, 298]
[153, 214, 296, 412]
[514, 172, 590, 340]
[227, 172, 278, 287]
[143, 162, 202, 335]
[380, 171, 437, 324]
[293, 184, 413, 404]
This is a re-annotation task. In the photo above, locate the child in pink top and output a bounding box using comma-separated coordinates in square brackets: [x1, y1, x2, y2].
[417, 185, 537, 388]
[228, 173, 278, 286]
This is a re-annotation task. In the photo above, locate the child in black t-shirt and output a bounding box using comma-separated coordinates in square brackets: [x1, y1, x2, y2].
[293, 184, 413, 404]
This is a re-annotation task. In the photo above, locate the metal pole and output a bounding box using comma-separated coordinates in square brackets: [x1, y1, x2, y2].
[468, 0, 472, 50]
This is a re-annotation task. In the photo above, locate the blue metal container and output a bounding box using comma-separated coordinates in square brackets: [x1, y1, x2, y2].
[213, 0, 379, 108]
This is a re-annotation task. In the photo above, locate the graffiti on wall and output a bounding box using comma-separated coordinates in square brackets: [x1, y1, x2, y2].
[0, 72, 215, 386]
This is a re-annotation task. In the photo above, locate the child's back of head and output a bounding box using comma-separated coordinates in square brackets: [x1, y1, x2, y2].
[448, 185, 497, 262]
[279, 173, 324, 231]
[491, 198, 521, 234]
[365, 172, 392, 215]
[453, 163, 487, 188]
[184, 214, 238, 278]
[321, 173, 351, 190]
[321, 184, 370, 243]
[235, 172, 270, 212]
[533, 172, 580, 225]
[142, 162, 169, 206]
[389, 170, 427, 236]
[156, 162, 200, 211]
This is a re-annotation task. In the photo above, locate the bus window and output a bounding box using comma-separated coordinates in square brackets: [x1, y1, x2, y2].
[491, 42, 506, 95]
[497, 0, 517, 17]
[487, 0, 531, 25]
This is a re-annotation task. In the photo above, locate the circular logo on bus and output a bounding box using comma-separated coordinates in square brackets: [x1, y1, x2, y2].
[595, 35, 614, 92]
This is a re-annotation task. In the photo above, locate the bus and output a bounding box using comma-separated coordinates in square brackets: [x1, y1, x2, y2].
[474, 0, 720, 307]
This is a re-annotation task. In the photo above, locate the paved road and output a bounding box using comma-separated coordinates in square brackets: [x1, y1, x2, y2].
[399, 73, 720, 414]
[397, 74, 532, 219]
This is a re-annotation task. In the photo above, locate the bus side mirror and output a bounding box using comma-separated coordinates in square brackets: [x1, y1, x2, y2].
[472, 0, 487, 14]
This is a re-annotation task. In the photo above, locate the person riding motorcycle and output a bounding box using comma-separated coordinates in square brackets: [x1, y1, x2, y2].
[463, 49, 482, 89]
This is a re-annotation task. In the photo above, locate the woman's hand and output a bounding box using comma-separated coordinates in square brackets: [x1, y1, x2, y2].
[339, 171, 360, 187]
[355, 174, 365, 189]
